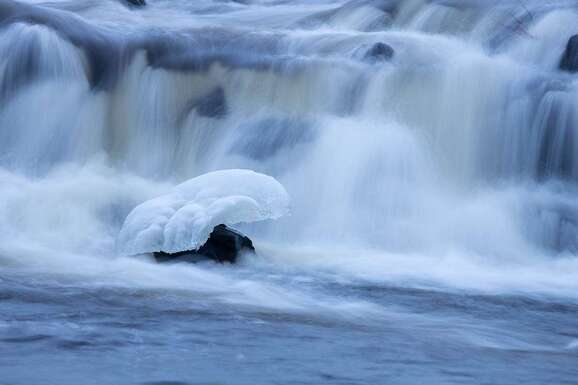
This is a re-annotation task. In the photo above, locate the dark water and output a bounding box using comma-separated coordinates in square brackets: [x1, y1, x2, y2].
[1, 264, 577, 385]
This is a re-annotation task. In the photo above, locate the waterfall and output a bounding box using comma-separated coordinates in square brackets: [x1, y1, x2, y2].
[1, 0, 578, 278]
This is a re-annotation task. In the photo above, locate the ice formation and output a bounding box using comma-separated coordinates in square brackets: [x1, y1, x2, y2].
[117, 169, 290, 256]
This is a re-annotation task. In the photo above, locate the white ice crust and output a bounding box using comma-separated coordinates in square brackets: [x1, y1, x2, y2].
[117, 169, 290, 255]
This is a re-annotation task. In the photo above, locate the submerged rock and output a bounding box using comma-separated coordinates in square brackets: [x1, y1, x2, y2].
[189, 87, 227, 119]
[559, 35, 578, 73]
[153, 224, 254, 264]
[0, 27, 42, 102]
[232, 116, 314, 160]
[363, 42, 394, 63]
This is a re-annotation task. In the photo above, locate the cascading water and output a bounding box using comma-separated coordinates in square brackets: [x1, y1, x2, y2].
[1, 1, 577, 384]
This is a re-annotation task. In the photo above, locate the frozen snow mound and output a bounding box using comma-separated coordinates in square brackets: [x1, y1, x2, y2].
[117, 169, 290, 256]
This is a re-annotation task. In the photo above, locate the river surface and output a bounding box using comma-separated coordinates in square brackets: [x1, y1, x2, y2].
[1, 0, 578, 384]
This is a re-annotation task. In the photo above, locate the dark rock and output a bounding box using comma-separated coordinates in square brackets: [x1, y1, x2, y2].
[146, 49, 296, 74]
[153, 224, 254, 264]
[125, 0, 146, 7]
[84, 43, 129, 90]
[559, 35, 578, 73]
[143, 28, 284, 73]
[363, 42, 394, 63]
